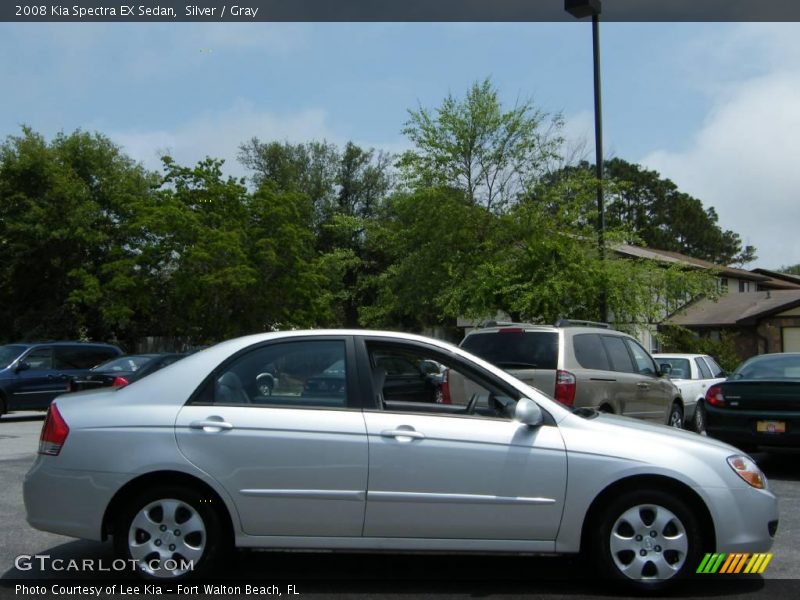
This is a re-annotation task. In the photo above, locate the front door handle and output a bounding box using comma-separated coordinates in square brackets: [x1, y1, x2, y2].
[189, 419, 234, 432]
[381, 429, 425, 442]
[637, 382, 650, 389]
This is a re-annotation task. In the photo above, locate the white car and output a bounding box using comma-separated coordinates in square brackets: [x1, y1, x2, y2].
[653, 354, 727, 433]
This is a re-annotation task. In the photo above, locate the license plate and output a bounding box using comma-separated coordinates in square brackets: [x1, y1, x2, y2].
[756, 420, 786, 434]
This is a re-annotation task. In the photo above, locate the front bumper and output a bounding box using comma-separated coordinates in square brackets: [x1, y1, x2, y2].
[703, 484, 778, 554]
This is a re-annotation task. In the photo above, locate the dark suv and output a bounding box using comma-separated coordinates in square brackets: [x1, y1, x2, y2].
[460, 321, 685, 427]
[0, 342, 122, 416]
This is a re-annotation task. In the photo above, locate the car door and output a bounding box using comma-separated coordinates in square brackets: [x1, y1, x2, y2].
[598, 335, 643, 417]
[624, 338, 671, 422]
[9, 347, 62, 410]
[360, 339, 567, 542]
[175, 337, 369, 537]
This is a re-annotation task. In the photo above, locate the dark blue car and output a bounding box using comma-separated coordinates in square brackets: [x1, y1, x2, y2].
[0, 342, 122, 416]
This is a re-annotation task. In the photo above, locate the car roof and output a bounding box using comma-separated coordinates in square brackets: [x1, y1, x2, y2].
[652, 353, 706, 359]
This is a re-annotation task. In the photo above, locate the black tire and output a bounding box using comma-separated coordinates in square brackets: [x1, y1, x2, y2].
[667, 402, 684, 429]
[0, 394, 6, 419]
[591, 488, 704, 591]
[693, 401, 707, 435]
[113, 485, 230, 580]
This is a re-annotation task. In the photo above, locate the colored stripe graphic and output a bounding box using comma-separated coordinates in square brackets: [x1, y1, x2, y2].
[720, 554, 736, 574]
[699, 553, 773, 574]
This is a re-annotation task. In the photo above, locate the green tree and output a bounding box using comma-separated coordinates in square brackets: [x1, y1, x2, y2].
[0, 127, 157, 344]
[399, 78, 563, 213]
[599, 158, 756, 266]
[778, 263, 800, 276]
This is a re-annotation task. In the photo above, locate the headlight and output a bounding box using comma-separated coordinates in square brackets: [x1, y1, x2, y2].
[727, 455, 767, 489]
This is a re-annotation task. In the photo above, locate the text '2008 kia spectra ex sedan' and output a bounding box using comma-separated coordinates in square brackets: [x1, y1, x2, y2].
[23, 330, 778, 590]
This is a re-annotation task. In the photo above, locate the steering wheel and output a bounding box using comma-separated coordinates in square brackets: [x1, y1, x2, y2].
[465, 393, 479, 415]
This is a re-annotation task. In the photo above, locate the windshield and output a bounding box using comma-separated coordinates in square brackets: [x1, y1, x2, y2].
[0, 345, 26, 369]
[461, 331, 558, 370]
[655, 358, 691, 379]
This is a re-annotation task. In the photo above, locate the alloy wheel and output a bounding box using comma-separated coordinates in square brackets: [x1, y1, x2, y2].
[609, 504, 689, 581]
[127, 498, 206, 578]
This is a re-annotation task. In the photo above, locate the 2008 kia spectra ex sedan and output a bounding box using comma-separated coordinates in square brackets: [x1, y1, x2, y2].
[24, 330, 777, 589]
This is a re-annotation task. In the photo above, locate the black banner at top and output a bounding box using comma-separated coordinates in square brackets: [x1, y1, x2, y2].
[3, 0, 800, 23]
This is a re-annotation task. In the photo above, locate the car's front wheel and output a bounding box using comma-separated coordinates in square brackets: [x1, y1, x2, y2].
[592, 489, 703, 590]
[113, 485, 229, 580]
[667, 402, 684, 429]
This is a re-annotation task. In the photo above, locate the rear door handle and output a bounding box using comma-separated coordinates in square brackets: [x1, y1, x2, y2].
[381, 429, 425, 442]
[189, 419, 233, 432]
[637, 382, 649, 389]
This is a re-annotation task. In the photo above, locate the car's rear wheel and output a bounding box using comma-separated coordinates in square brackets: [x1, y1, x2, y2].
[592, 489, 703, 590]
[693, 401, 707, 435]
[667, 403, 684, 429]
[113, 485, 229, 580]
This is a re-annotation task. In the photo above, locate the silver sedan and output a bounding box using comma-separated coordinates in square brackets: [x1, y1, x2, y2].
[24, 330, 777, 589]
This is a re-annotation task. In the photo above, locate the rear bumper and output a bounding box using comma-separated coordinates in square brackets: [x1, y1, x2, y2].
[24, 456, 127, 541]
[706, 406, 800, 448]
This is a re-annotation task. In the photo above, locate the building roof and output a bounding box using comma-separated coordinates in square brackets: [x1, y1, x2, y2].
[613, 244, 771, 282]
[751, 268, 800, 288]
[665, 290, 800, 327]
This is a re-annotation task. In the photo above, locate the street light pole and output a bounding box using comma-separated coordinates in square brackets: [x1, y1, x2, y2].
[565, 0, 607, 323]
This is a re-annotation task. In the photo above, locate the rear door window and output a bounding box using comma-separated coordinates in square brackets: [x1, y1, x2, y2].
[573, 334, 610, 370]
[695, 357, 713, 379]
[460, 331, 558, 369]
[601, 336, 636, 373]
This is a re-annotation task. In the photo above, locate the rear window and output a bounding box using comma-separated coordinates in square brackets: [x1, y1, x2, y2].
[734, 355, 800, 380]
[460, 331, 558, 369]
[94, 355, 154, 372]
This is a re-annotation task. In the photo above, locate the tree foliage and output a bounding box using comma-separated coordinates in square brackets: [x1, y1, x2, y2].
[598, 158, 756, 266]
[398, 78, 563, 212]
[0, 89, 754, 347]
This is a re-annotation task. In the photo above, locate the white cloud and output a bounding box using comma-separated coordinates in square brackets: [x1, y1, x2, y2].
[109, 100, 339, 178]
[642, 25, 800, 270]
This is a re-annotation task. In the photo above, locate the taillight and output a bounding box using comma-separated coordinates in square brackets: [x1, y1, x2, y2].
[706, 384, 726, 407]
[39, 403, 69, 456]
[112, 376, 129, 388]
[554, 370, 577, 406]
[440, 369, 451, 404]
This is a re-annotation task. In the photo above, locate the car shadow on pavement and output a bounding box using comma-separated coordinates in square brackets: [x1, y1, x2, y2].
[753, 449, 800, 482]
[0, 539, 771, 597]
[0, 413, 45, 424]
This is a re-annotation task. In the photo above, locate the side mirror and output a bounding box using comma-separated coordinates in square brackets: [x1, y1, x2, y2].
[419, 360, 440, 376]
[659, 363, 672, 377]
[515, 397, 544, 427]
[15, 361, 30, 373]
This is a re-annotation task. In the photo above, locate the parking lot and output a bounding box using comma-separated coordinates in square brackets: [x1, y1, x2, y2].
[1, 411, 797, 598]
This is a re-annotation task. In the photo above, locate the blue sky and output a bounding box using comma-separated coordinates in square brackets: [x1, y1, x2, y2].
[1, 22, 798, 269]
